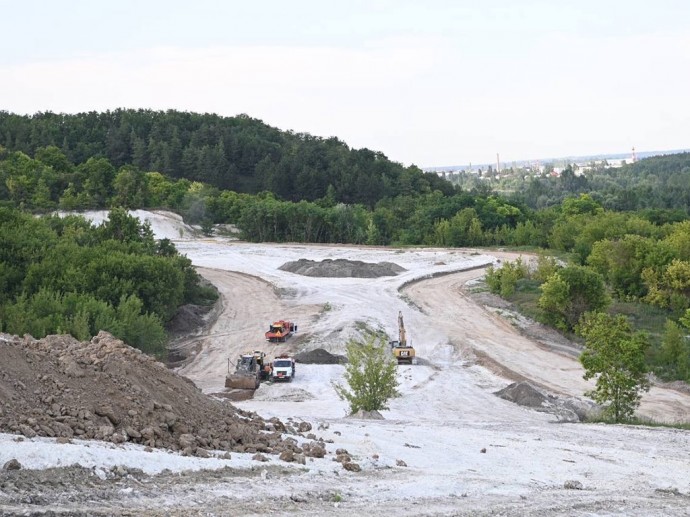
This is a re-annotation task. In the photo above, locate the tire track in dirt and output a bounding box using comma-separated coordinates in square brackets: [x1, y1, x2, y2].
[177, 267, 322, 394]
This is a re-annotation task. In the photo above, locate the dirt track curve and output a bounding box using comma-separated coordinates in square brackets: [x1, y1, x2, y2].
[182, 258, 690, 423]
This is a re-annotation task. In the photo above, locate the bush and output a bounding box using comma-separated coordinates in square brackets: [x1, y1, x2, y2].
[333, 335, 400, 414]
[485, 258, 529, 297]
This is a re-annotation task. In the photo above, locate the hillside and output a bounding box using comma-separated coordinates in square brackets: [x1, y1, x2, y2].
[0, 109, 453, 206]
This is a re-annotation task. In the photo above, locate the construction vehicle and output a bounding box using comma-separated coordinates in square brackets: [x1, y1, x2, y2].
[389, 311, 416, 365]
[271, 355, 296, 382]
[265, 320, 297, 343]
[225, 351, 265, 389]
[252, 350, 271, 381]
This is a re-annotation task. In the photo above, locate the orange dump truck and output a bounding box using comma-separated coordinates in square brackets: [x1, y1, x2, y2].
[265, 320, 296, 342]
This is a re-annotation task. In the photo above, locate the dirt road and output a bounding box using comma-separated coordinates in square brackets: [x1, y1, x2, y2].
[177, 267, 323, 393]
[183, 255, 690, 423]
[403, 267, 690, 423]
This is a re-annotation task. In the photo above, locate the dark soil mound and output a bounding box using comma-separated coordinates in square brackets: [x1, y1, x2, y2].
[279, 258, 406, 278]
[495, 381, 550, 408]
[294, 348, 347, 364]
[0, 332, 315, 458]
[165, 304, 212, 335]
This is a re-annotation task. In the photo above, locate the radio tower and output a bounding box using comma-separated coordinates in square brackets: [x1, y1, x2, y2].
[631, 147, 637, 163]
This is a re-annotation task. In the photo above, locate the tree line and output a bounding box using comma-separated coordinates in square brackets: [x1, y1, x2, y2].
[490, 153, 690, 213]
[1, 110, 688, 384]
[0, 109, 453, 207]
[0, 207, 216, 355]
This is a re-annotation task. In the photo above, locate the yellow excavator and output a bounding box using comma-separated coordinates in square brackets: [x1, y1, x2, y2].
[389, 311, 415, 365]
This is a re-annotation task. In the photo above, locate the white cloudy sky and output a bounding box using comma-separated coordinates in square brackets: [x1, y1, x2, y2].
[2, 0, 689, 167]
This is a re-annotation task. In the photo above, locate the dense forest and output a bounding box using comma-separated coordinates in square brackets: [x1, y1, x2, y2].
[449, 153, 690, 214]
[0, 109, 688, 381]
[0, 109, 453, 207]
[0, 207, 216, 355]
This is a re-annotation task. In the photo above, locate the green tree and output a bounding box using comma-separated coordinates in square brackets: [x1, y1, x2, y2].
[112, 166, 147, 208]
[659, 319, 689, 380]
[532, 253, 560, 283]
[538, 266, 610, 331]
[643, 259, 690, 313]
[484, 258, 528, 297]
[333, 335, 400, 414]
[577, 312, 651, 422]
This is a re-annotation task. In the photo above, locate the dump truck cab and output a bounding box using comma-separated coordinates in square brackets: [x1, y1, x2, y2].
[271, 355, 296, 382]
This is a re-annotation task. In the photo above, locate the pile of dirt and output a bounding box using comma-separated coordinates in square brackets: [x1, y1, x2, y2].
[294, 348, 347, 364]
[0, 332, 322, 458]
[279, 258, 406, 278]
[165, 304, 213, 335]
[495, 381, 599, 422]
[495, 381, 550, 407]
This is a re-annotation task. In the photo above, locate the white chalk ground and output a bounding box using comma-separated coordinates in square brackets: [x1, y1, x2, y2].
[3, 210, 690, 515]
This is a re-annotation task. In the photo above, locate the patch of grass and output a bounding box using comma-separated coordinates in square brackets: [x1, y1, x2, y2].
[188, 284, 220, 306]
[583, 414, 690, 430]
[608, 301, 670, 340]
[322, 302, 332, 312]
[332, 492, 343, 503]
[505, 279, 542, 322]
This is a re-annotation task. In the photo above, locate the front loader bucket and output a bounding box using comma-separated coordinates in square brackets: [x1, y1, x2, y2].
[225, 373, 259, 390]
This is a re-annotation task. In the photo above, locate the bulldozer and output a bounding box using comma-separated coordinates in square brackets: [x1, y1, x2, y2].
[225, 351, 264, 390]
[390, 311, 416, 365]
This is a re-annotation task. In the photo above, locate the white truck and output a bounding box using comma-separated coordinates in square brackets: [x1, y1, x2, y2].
[271, 356, 296, 382]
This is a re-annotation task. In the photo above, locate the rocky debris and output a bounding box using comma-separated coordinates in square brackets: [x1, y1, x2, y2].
[252, 453, 269, 462]
[396, 459, 407, 467]
[494, 382, 598, 422]
[279, 258, 406, 278]
[302, 441, 326, 458]
[564, 480, 584, 490]
[279, 450, 295, 463]
[0, 331, 301, 458]
[334, 453, 351, 464]
[342, 462, 361, 472]
[294, 348, 348, 365]
[3, 459, 21, 470]
[297, 421, 312, 433]
[480, 448, 487, 453]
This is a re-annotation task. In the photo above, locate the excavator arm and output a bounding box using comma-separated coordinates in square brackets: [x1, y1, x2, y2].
[398, 311, 407, 347]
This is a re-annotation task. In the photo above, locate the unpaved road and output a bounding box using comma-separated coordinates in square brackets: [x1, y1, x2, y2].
[177, 267, 323, 393]
[404, 267, 690, 423]
[182, 254, 690, 424]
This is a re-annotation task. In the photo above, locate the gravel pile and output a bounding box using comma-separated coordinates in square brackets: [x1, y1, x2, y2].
[294, 348, 347, 364]
[279, 258, 406, 278]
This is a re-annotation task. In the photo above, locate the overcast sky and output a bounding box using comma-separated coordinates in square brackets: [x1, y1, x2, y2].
[2, 0, 689, 167]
